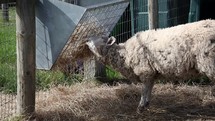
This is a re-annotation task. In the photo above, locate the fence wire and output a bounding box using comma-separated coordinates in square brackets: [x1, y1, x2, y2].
[0, 0, 193, 120]
[0, 2, 17, 120]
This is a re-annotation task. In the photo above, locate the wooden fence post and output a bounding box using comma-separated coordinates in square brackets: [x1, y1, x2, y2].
[84, 56, 106, 81]
[16, 0, 36, 117]
[1, 3, 9, 22]
[148, 0, 158, 30]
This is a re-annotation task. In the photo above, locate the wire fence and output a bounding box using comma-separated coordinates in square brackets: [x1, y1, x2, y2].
[0, 0, 194, 120]
[0, 2, 16, 120]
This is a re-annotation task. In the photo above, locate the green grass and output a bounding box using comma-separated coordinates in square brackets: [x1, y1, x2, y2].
[36, 70, 83, 91]
[0, 8, 16, 64]
[106, 66, 123, 79]
[0, 63, 16, 93]
[0, 7, 17, 93]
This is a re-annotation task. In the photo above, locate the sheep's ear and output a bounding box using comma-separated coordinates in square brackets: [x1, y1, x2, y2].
[106, 36, 116, 46]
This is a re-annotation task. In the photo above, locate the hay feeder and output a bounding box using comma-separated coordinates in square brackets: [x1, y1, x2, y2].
[36, 0, 129, 70]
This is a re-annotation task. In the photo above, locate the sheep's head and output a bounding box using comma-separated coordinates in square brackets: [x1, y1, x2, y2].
[86, 36, 116, 59]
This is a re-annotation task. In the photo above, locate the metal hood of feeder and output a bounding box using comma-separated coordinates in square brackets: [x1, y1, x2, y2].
[36, 0, 129, 70]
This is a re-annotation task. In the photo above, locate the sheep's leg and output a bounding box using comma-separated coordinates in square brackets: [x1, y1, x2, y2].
[137, 79, 154, 113]
[197, 56, 215, 96]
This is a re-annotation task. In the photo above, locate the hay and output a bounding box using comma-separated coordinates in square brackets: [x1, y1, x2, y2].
[35, 82, 215, 121]
[56, 18, 108, 62]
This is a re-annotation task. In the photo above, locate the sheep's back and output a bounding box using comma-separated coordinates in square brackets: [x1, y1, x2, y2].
[124, 19, 215, 78]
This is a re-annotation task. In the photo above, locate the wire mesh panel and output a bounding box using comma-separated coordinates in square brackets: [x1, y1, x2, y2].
[111, 3, 132, 43]
[129, 0, 191, 32]
[0, 2, 17, 120]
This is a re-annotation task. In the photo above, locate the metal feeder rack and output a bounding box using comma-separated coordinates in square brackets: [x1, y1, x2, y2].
[36, 0, 129, 70]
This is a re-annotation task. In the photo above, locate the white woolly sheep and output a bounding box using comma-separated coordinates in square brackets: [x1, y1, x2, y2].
[85, 19, 215, 113]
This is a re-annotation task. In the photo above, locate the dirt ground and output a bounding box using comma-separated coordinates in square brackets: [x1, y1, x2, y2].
[34, 82, 215, 121]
